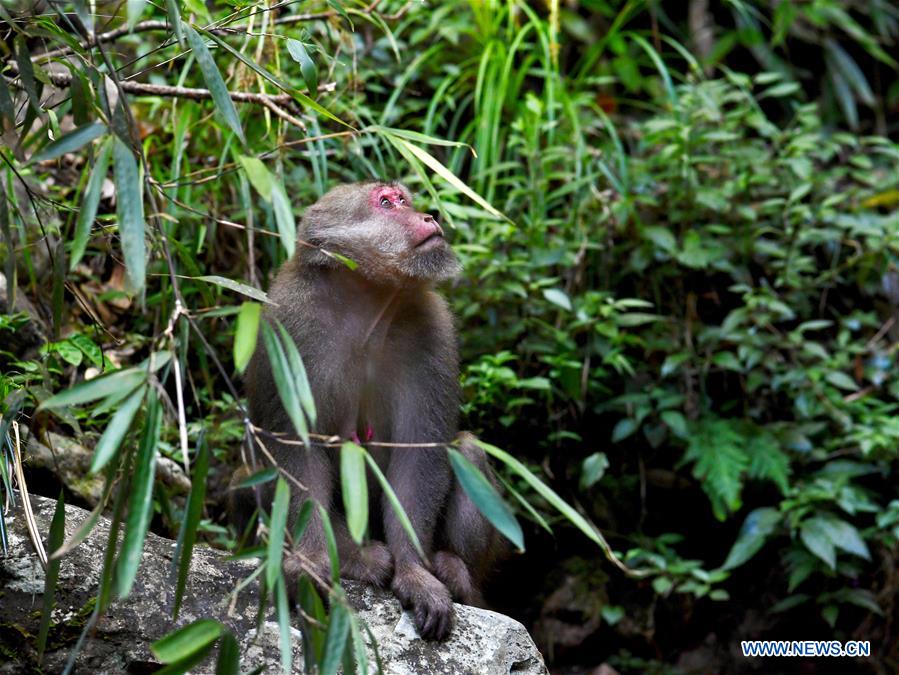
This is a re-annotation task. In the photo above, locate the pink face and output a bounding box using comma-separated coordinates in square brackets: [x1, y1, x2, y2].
[369, 185, 444, 249]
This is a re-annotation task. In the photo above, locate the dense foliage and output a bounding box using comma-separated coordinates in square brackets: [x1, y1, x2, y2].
[1, 0, 898, 672]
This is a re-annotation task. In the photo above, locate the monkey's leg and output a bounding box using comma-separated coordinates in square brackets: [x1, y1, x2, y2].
[434, 434, 501, 607]
[282, 446, 335, 597]
[384, 446, 454, 640]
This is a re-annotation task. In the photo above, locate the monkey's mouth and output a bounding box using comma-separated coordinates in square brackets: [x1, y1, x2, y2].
[415, 232, 444, 249]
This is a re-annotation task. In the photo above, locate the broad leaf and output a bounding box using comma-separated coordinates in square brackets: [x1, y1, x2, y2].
[183, 23, 245, 143]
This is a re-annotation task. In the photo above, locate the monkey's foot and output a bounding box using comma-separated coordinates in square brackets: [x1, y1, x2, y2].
[392, 563, 454, 640]
[341, 541, 394, 587]
[433, 550, 484, 607]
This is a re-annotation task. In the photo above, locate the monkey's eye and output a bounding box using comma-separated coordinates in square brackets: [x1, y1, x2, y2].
[379, 197, 393, 208]
[398, 197, 406, 205]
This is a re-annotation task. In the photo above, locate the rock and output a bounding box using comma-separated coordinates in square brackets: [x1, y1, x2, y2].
[0, 271, 46, 356]
[20, 429, 191, 508]
[0, 493, 547, 674]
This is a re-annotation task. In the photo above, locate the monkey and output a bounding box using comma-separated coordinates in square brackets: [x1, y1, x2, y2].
[240, 181, 500, 640]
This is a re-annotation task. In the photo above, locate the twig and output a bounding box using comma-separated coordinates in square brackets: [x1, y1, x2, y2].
[163, 300, 190, 471]
[11, 421, 48, 569]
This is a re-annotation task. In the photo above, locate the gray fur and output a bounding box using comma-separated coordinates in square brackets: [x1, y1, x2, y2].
[239, 182, 498, 640]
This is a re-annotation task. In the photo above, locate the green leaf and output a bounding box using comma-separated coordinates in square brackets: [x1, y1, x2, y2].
[200, 28, 350, 129]
[723, 507, 781, 570]
[271, 183, 296, 258]
[151, 619, 223, 663]
[127, 0, 148, 29]
[215, 631, 239, 675]
[580, 452, 609, 489]
[318, 503, 340, 584]
[611, 418, 637, 442]
[195, 275, 268, 303]
[90, 385, 145, 473]
[183, 22, 245, 144]
[39, 368, 147, 409]
[37, 492, 66, 660]
[236, 155, 273, 200]
[116, 391, 161, 597]
[69, 333, 105, 368]
[379, 130, 506, 221]
[825, 517, 870, 560]
[286, 39, 319, 95]
[276, 322, 316, 426]
[234, 302, 261, 374]
[172, 434, 210, 619]
[275, 574, 293, 673]
[32, 122, 107, 163]
[449, 448, 523, 550]
[262, 322, 310, 447]
[800, 517, 836, 570]
[825, 371, 858, 391]
[321, 603, 351, 675]
[472, 439, 611, 552]
[14, 36, 41, 113]
[660, 410, 687, 438]
[112, 136, 146, 293]
[363, 452, 425, 560]
[266, 477, 290, 590]
[542, 288, 572, 311]
[235, 466, 278, 489]
[340, 442, 369, 544]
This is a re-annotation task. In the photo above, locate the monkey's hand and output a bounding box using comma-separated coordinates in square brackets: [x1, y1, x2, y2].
[391, 562, 454, 640]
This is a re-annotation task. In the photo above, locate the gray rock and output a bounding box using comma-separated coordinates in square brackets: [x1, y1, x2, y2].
[0, 493, 547, 674]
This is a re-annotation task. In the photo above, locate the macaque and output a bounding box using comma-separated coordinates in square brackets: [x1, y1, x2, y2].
[241, 181, 499, 640]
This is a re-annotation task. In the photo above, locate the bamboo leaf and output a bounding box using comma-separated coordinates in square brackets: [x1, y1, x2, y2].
[275, 322, 316, 425]
[234, 466, 277, 489]
[195, 275, 268, 303]
[340, 442, 368, 544]
[473, 439, 606, 549]
[14, 36, 41, 113]
[116, 391, 161, 597]
[127, 0, 148, 29]
[266, 477, 290, 590]
[200, 28, 353, 129]
[275, 573, 293, 673]
[286, 39, 319, 95]
[71, 135, 112, 269]
[234, 302, 261, 374]
[448, 448, 523, 551]
[90, 385, 145, 474]
[151, 619, 223, 663]
[362, 453, 425, 560]
[32, 122, 107, 163]
[261, 322, 309, 445]
[318, 503, 340, 584]
[382, 131, 507, 221]
[215, 631, 239, 675]
[172, 433, 210, 619]
[271, 183, 296, 258]
[236, 155, 273, 200]
[39, 368, 146, 410]
[37, 492, 66, 661]
[112, 136, 146, 293]
[183, 22, 245, 143]
[321, 603, 351, 675]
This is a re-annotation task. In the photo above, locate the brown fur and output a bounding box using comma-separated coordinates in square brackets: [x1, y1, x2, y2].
[237, 182, 500, 640]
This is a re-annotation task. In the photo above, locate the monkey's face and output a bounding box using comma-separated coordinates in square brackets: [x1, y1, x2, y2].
[302, 182, 462, 284]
